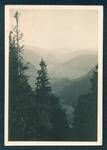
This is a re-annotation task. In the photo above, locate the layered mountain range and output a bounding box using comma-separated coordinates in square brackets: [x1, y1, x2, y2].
[23, 46, 98, 127]
[23, 46, 97, 78]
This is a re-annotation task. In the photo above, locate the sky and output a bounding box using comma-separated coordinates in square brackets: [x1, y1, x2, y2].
[9, 7, 98, 52]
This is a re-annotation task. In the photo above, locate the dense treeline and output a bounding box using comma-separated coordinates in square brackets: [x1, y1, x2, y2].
[73, 66, 98, 141]
[9, 11, 98, 141]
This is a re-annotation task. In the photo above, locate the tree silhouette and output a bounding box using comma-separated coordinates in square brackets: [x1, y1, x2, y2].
[34, 59, 53, 139]
[35, 59, 51, 96]
[9, 11, 34, 140]
[34, 59, 69, 140]
[73, 65, 98, 141]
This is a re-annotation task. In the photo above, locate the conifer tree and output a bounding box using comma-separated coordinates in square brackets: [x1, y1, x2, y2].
[34, 59, 69, 140]
[34, 59, 53, 139]
[73, 65, 98, 141]
[9, 11, 33, 140]
[35, 59, 51, 96]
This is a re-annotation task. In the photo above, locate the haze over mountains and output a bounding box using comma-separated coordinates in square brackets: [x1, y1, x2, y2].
[23, 46, 97, 80]
[23, 45, 97, 128]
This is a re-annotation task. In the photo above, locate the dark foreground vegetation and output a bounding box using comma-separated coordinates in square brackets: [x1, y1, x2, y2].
[9, 11, 97, 141]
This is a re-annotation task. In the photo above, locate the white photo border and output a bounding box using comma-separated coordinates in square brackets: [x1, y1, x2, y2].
[5, 5, 103, 146]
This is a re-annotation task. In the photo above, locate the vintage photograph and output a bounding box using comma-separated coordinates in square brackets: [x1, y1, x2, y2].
[5, 5, 103, 146]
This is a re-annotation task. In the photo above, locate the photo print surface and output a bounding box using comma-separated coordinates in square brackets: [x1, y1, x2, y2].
[5, 5, 103, 146]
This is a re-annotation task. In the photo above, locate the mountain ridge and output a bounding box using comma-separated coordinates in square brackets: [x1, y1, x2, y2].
[23, 46, 97, 81]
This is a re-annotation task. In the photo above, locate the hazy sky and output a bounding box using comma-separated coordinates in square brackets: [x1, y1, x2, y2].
[9, 8, 98, 51]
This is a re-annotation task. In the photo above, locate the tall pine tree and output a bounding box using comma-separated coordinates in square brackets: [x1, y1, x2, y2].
[34, 59, 53, 139]
[9, 11, 34, 140]
[34, 59, 69, 140]
[35, 59, 51, 96]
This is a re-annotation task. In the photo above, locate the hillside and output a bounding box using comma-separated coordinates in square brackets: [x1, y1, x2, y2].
[56, 66, 97, 128]
[23, 46, 97, 86]
[22, 47, 97, 128]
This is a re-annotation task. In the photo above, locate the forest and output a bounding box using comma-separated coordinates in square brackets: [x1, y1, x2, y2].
[9, 11, 98, 141]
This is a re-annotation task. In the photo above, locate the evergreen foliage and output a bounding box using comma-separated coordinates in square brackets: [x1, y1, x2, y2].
[34, 59, 69, 140]
[9, 12, 69, 140]
[73, 65, 98, 141]
[9, 11, 98, 141]
[35, 59, 51, 96]
[9, 11, 34, 140]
